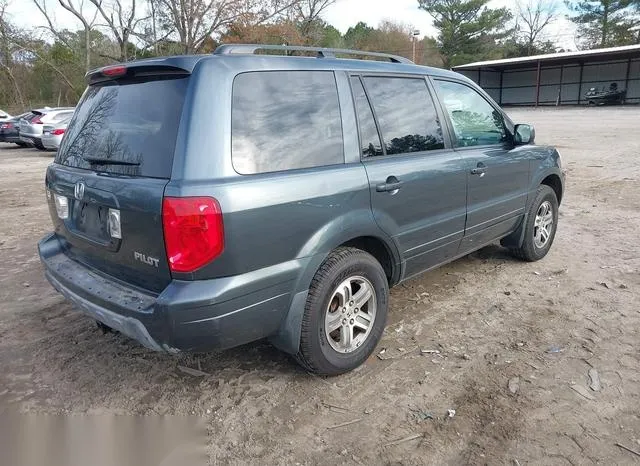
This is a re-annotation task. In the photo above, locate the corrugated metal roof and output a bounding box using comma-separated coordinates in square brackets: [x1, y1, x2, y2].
[452, 44, 640, 70]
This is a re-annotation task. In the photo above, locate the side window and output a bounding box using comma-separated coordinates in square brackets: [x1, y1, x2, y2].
[363, 76, 444, 155]
[434, 80, 507, 147]
[232, 71, 344, 174]
[350, 77, 383, 157]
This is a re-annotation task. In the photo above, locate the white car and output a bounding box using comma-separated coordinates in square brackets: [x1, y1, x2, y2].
[41, 116, 72, 151]
[19, 107, 75, 150]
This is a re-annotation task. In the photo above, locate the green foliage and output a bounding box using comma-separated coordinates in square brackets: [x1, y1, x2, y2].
[344, 22, 376, 49]
[566, 0, 640, 48]
[312, 22, 343, 47]
[502, 39, 557, 58]
[418, 0, 513, 67]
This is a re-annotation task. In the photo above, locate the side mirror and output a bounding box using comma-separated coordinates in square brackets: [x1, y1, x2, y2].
[514, 124, 535, 145]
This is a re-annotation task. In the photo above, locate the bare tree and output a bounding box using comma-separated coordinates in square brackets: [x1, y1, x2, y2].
[89, 0, 146, 61]
[0, 0, 25, 108]
[516, 0, 558, 55]
[293, 0, 337, 39]
[293, 0, 336, 22]
[32, 0, 99, 71]
[156, 0, 304, 54]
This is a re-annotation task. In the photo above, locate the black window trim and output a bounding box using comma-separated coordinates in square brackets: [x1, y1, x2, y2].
[349, 72, 452, 161]
[431, 76, 513, 151]
[348, 74, 386, 158]
[230, 69, 346, 176]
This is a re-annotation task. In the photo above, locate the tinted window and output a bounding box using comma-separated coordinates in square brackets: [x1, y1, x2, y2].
[232, 71, 343, 174]
[350, 77, 383, 157]
[434, 80, 506, 147]
[55, 77, 188, 178]
[363, 77, 444, 155]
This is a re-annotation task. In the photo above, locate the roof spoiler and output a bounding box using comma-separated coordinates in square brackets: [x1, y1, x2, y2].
[85, 62, 192, 85]
[213, 44, 413, 64]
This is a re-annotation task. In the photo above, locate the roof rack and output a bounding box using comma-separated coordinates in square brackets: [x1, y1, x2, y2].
[213, 44, 413, 64]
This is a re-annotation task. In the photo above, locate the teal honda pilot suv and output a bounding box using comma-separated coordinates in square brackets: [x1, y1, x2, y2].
[38, 44, 564, 375]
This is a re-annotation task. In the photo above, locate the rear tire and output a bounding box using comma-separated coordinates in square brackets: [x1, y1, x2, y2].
[35, 140, 46, 150]
[510, 185, 558, 262]
[15, 142, 27, 147]
[296, 247, 388, 376]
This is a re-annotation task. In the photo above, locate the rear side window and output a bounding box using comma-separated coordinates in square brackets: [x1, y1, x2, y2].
[434, 80, 507, 147]
[232, 71, 344, 174]
[363, 77, 444, 155]
[55, 77, 188, 178]
[350, 76, 383, 157]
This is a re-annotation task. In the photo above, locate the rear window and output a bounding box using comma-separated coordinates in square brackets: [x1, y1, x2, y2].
[232, 71, 344, 174]
[55, 77, 188, 178]
[52, 111, 74, 122]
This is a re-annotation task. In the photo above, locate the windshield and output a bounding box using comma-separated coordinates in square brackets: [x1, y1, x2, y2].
[55, 77, 188, 178]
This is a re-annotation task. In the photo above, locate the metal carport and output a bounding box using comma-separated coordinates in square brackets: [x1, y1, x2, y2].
[452, 45, 640, 106]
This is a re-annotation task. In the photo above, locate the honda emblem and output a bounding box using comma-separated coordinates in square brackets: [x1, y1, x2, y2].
[74, 181, 85, 200]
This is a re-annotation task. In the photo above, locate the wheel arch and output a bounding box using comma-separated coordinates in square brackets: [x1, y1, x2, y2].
[540, 173, 563, 205]
[501, 170, 563, 249]
[269, 223, 401, 355]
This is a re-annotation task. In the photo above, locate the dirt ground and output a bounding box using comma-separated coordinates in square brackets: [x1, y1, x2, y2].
[0, 107, 639, 465]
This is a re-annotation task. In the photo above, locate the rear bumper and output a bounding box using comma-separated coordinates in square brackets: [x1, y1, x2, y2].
[41, 135, 61, 149]
[0, 133, 20, 143]
[38, 233, 302, 353]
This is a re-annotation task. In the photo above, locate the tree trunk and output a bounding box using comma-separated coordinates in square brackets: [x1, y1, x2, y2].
[1, 66, 25, 109]
[151, 2, 158, 55]
[85, 24, 91, 71]
[601, 4, 609, 47]
[121, 38, 127, 61]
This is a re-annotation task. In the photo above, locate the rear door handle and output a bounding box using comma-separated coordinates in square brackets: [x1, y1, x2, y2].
[376, 177, 403, 193]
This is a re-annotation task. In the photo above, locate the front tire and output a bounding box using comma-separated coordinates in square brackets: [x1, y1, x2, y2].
[296, 247, 389, 375]
[510, 185, 558, 262]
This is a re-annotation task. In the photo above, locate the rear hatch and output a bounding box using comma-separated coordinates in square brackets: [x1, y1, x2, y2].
[47, 68, 190, 293]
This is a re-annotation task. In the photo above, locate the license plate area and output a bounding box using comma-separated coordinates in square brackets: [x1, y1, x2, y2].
[71, 201, 111, 243]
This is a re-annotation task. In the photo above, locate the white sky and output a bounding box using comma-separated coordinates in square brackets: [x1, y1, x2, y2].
[6, 0, 578, 51]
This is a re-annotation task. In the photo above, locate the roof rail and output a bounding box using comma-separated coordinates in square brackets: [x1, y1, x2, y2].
[213, 44, 413, 64]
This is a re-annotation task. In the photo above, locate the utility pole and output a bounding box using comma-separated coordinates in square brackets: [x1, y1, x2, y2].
[412, 29, 420, 63]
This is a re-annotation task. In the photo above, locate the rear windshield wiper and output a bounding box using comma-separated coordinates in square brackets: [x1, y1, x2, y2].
[82, 157, 140, 166]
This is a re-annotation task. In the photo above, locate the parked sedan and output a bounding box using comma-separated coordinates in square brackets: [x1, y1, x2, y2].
[19, 107, 75, 150]
[41, 116, 72, 151]
[0, 112, 30, 146]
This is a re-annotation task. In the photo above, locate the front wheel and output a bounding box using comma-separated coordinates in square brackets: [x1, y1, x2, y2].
[510, 185, 559, 262]
[296, 247, 388, 375]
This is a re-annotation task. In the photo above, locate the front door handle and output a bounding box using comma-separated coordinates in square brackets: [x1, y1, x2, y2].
[376, 176, 403, 193]
[470, 163, 487, 177]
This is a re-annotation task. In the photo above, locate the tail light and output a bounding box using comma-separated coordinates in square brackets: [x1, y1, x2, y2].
[102, 65, 127, 77]
[1, 123, 12, 129]
[162, 197, 224, 273]
[51, 128, 65, 136]
[32, 115, 43, 124]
